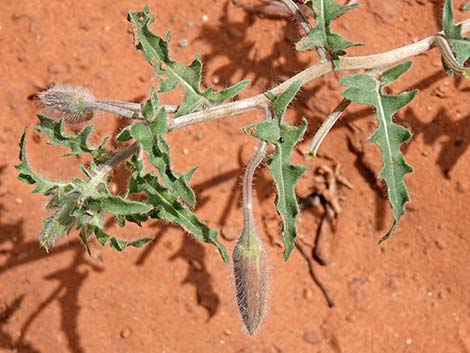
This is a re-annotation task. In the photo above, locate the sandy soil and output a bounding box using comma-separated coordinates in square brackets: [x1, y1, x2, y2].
[1, 1, 470, 352]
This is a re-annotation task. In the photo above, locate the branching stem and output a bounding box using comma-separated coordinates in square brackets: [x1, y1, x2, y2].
[306, 98, 351, 157]
[167, 19, 470, 132]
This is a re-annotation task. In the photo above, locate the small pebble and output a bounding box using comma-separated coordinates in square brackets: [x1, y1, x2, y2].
[224, 329, 232, 336]
[178, 38, 188, 48]
[202, 14, 209, 22]
[120, 328, 131, 339]
[303, 330, 320, 344]
[212, 75, 220, 84]
[190, 259, 203, 271]
[15, 198, 23, 205]
[182, 148, 189, 155]
[302, 288, 313, 300]
[187, 21, 193, 27]
[405, 338, 412, 345]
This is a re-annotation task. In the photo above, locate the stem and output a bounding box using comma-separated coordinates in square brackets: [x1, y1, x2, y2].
[103, 142, 139, 168]
[280, 0, 328, 61]
[434, 34, 470, 76]
[280, 0, 313, 35]
[167, 19, 470, 132]
[242, 107, 270, 233]
[306, 98, 351, 158]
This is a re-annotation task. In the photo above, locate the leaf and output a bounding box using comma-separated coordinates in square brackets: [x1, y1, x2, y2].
[93, 227, 153, 251]
[249, 81, 307, 260]
[34, 115, 111, 164]
[126, 156, 229, 263]
[39, 192, 80, 250]
[16, 131, 61, 194]
[296, 0, 361, 60]
[340, 62, 418, 243]
[130, 88, 197, 207]
[128, 6, 249, 117]
[101, 196, 153, 215]
[442, 0, 470, 65]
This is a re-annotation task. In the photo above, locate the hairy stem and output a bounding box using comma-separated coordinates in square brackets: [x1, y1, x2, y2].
[306, 98, 351, 158]
[280, 0, 327, 60]
[242, 107, 270, 233]
[167, 19, 470, 131]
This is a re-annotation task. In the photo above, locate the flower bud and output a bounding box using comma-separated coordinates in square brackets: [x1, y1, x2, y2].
[233, 229, 268, 335]
[38, 84, 96, 122]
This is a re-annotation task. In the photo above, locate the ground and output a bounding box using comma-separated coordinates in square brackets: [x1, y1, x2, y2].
[1, 1, 470, 352]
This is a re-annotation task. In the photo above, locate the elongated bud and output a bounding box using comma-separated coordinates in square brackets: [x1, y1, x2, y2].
[38, 84, 96, 122]
[233, 229, 268, 335]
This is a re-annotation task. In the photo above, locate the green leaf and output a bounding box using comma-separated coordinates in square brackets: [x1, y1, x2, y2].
[39, 192, 80, 250]
[125, 155, 229, 263]
[442, 0, 470, 65]
[16, 131, 61, 194]
[128, 6, 248, 117]
[34, 115, 111, 164]
[101, 196, 153, 215]
[93, 227, 153, 251]
[130, 88, 197, 207]
[340, 62, 418, 243]
[295, 0, 361, 60]
[249, 82, 307, 260]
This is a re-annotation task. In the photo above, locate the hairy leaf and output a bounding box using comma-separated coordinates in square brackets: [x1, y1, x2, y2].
[34, 115, 111, 164]
[128, 6, 249, 117]
[296, 0, 361, 60]
[130, 88, 197, 207]
[250, 81, 307, 260]
[101, 196, 153, 215]
[40, 192, 80, 250]
[443, 0, 470, 65]
[16, 131, 62, 194]
[340, 62, 418, 243]
[126, 157, 230, 263]
[93, 226, 153, 251]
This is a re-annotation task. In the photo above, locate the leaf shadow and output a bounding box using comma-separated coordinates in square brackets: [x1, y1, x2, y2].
[0, 181, 103, 353]
[402, 107, 470, 177]
[197, 1, 320, 125]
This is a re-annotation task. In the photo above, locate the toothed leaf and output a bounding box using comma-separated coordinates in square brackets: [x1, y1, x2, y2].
[130, 88, 197, 207]
[443, 0, 470, 65]
[16, 131, 62, 194]
[34, 115, 111, 164]
[92, 226, 153, 251]
[340, 62, 418, 243]
[128, 6, 248, 117]
[249, 81, 307, 260]
[295, 0, 361, 60]
[101, 196, 153, 215]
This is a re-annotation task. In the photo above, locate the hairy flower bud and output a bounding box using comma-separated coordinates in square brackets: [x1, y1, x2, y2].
[38, 84, 96, 122]
[233, 229, 268, 335]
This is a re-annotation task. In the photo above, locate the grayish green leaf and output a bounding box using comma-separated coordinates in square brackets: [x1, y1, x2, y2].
[296, 0, 361, 60]
[340, 62, 418, 243]
[16, 131, 62, 194]
[443, 0, 470, 65]
[249, 82, 307, 260]
[130, 88, 197, 207]
[101, 196, 153, 215]
[34, 115, 111, 164]
[128, 6, 248, 116]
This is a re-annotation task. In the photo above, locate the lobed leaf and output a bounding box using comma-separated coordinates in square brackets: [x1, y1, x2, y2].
[128, 6, 249, 117]
[295, 0, 361, 60]
[340, 62, 418, 243]
[126, 157, 230, 263]
[442, 0, 470, 66]
[34, 115, 111, 164]
[249, 81, 307, 260]
[130, 87, 197, 207]
[16, 131, 62, 194]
